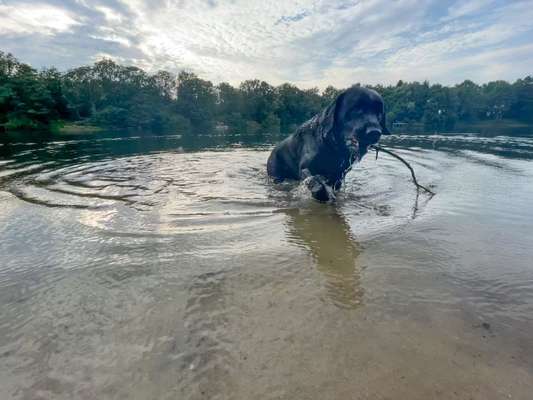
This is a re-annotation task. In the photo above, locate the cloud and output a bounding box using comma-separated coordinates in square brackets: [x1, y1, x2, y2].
[276, 11, 311, 25]
[94, 5, 124, 23]
[444, 0, 495, 20]
[0, 3, 81, 36]
[115, 0, 433, 85]
[0, 0, 532, 87]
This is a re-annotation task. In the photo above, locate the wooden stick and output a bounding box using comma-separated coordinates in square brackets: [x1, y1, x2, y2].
[370, 145, 435, 196]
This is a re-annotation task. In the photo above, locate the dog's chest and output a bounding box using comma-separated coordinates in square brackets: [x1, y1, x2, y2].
[309, 147, 351, 181]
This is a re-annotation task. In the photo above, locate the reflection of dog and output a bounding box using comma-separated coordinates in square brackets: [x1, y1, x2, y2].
[285, 205, 363, 309]
[267, 86, 390, 201]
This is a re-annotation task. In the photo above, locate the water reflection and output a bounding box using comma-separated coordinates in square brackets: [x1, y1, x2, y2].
[284, 204, 363, 309]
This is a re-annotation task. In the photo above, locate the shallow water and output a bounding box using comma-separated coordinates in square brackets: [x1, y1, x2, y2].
[1, 132, 533, 399]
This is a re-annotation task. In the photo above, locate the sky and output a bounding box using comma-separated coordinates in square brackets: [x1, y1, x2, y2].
[1, 0, 532, 88]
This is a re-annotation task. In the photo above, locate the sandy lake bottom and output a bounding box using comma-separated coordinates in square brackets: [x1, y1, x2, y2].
[1, 133, 533, 399]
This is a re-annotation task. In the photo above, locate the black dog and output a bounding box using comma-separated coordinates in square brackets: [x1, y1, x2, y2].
[267, 86, 390, 201]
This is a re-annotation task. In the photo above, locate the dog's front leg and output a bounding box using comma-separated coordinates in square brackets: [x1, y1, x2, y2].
[332, 179, 343, 191]
[301, 169, 335, 202]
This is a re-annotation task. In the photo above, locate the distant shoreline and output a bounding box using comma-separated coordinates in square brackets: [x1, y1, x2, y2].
[2, 51, 533, 137]
[58, 123, 104, 134]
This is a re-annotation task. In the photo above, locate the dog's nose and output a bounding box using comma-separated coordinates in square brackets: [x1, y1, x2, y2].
[364, 127, 382, 143]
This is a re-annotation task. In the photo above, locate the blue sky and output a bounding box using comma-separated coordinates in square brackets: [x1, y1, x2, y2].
[1, 0, 532, 88]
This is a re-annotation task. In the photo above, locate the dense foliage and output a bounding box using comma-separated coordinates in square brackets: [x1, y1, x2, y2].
[1, 51, 532, 134]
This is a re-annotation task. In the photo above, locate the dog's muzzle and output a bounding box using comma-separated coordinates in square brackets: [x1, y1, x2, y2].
[363, 128, 382, 145]
[347, 127, 382, 151]
[346, 136, 359, 151]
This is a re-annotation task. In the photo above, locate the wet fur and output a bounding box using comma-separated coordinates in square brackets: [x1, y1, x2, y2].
[267, 86, 389, 201]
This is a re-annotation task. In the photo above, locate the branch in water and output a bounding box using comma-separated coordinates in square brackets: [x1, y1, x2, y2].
[370, 145, 435, 196]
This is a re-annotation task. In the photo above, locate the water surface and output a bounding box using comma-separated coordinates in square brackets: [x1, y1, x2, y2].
[1, 132, 533, 399]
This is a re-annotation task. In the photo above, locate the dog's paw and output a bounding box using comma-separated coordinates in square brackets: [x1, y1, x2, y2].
[306, 176, 335, 202]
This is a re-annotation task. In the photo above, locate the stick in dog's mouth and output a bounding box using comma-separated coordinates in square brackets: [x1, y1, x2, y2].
[370, 145, 435, 196]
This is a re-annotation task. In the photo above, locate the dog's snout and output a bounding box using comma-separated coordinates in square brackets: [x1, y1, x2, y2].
[364, 127, 382, 144]
[366, 127, 382, 136]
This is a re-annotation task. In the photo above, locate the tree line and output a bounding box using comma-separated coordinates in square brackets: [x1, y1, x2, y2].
[1, 50, 532, 135]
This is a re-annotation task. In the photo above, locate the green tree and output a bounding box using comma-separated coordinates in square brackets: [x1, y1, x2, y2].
[3, 49, 533, 136]
[482, 80, 515, 120]
[423, 85, 457, 130]
[454, 80, 484, 122]
[0, 52, 60, 130]
[239, 79, 278, 125]
[321, 85, 341, 107]
[276, 84, 322, 132]
[176, 71, 216, 133]
[510, 77, 533, 123]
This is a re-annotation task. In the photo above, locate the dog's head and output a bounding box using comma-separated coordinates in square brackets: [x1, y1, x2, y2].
[320, 86, 390, 157]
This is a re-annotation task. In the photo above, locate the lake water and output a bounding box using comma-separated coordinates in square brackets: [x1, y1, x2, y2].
[1, 132, 533, 399]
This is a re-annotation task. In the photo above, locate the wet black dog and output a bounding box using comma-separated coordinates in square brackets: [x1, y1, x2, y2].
[267, 86, 390, 201]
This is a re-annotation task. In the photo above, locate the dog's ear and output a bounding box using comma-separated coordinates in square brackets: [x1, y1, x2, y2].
[318, 91, 345, 142]
[318, 91, 346, 143]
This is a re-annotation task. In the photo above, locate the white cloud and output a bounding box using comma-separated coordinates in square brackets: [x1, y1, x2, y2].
[1, 0, 532, 87]
[0, 3, 81, 36]
[444, 0, 495, 20]
[89, 34, 132, 47]
[116, 0, 433, 85]
[95, 5, 124, 23]
[90, 24, 133, 48]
